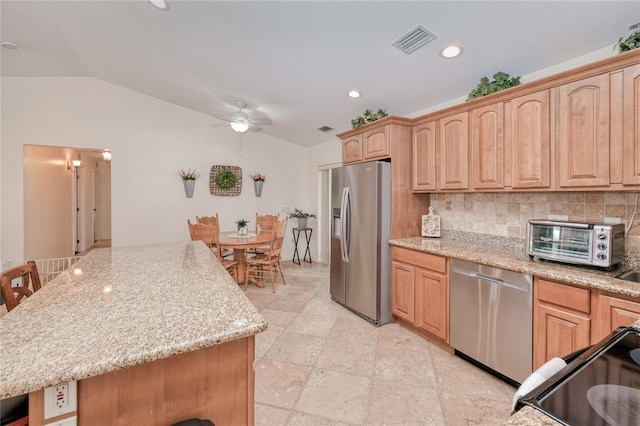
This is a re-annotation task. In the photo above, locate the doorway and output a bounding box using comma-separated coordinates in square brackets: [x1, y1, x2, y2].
[23, 145, 111, 261]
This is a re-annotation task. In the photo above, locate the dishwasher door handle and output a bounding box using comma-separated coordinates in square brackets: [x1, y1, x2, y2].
[452, 269, 531, 292]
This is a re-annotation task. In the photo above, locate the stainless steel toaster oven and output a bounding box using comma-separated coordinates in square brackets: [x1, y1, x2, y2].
[526, 220, 625, 268]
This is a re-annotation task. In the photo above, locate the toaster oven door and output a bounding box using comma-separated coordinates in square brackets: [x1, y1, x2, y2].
[528, 222, 593, 263]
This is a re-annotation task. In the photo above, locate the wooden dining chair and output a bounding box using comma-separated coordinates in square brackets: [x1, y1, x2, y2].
[196, 214, 219, 227]
[197, 214, 233, 258]
[251, 213, 279, 255]
[1, 260, 42, 312]
[187, 220, 238, 279]
[245, 218, 288, 292]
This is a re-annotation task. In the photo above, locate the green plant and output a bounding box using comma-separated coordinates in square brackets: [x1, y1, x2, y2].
[235, 218, 249, 229]
[179, 168, 199, 180]
[288, 208, 316, 219]
[616, 23, 640, 53]
[351, 109, 389, 129]
[466, 71, 521, 101]
[216, 169, 236, 188]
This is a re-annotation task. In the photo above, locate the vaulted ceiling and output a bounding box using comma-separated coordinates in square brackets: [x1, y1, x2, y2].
[2, 1, 638, 146]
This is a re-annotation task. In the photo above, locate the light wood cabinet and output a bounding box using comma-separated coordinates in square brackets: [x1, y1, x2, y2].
[471, 103, 504, 189]
[391, 260, 415, 323]
[439, 112, 469, 190]
[623, 64, 640, 185]
[342, 134, 363, 164]
[342, 125, 391, 163]
[556, 74, 610, 187]
[412, 121, 437, 191]
[338, 118, 429, 239]
[596, 293, 640, 341]
[533, 278, 592, 369]
[391, 247, 449, 342]
[508, 90, 551, 189]
[415, 268, 449, 340]
[363, 126, 390, 160]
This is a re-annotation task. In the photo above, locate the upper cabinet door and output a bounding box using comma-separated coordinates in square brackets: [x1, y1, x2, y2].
[412, 121, 437, 191]
[363, 126, 390, 160]
[342, 134, 363, 164]
[509, 90, 551, 189]
[623, 64, 640, 185]
[439, 111, 469, 190]
[557, 74, 610, 188]
[471, 103, 504, 189]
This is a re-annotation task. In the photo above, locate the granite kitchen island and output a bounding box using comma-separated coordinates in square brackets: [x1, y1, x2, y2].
[0, 242, 267, 425]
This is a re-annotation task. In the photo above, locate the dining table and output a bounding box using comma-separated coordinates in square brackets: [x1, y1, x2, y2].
[218, 230, 273, 285]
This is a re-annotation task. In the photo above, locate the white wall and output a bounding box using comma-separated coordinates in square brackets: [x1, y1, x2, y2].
[1, 77, 309, 265]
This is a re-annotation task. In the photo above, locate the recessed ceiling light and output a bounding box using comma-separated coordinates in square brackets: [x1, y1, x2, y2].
[440, 45, 463, 59]
[348, 90, 361, 98]
[1, 41, 18, 50]
[147, 0, 170, 11]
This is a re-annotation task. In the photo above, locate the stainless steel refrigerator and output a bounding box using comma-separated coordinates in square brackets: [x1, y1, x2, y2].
[330, 161, 391, 326]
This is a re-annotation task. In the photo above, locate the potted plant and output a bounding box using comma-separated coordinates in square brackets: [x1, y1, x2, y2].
[179, 168, 199, 198]
[289, 208, 316, 228]
[235, 218, 250, 235]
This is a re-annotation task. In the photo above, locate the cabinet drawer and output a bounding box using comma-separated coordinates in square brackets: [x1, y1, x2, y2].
[537, 279, 591, 314]
[391, 247, 447, 274]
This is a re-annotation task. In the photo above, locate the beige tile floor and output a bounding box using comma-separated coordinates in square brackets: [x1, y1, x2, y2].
[243, 261, 517, 426]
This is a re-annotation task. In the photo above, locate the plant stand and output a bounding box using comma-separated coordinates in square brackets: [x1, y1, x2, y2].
[292, 227, 312, 265]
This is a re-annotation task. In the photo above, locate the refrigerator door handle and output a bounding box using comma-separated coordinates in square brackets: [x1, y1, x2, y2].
[341, 187, 350, 262]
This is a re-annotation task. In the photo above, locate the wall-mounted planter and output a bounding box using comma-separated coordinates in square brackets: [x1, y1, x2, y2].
[254, 180, 263, 197]
[183, 180, 195, 198]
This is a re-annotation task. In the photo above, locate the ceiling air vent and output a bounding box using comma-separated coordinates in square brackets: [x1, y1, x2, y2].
[318, 126, 334, 133]
[393, 25, 437, 55]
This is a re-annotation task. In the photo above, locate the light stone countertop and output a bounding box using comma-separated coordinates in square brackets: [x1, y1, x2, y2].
[389, 234, 640, 425]
[389, 236, 640, 298]
[0, 241, 267, 399]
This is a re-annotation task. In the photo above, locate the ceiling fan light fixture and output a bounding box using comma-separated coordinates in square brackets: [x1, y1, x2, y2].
[230, 121, 250, 134]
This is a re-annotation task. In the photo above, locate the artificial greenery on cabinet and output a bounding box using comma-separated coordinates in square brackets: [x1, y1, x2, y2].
[466, 71, 521, 101]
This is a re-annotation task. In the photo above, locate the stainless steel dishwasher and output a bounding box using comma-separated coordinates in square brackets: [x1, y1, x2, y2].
[450, 259, 532, 385]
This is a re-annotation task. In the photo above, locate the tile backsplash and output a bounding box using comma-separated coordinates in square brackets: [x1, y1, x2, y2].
[429, 191, 640, 252]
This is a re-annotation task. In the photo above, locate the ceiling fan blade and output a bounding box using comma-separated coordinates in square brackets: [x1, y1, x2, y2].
[249, 117, 272, 126]
[211, 113, 232, 123]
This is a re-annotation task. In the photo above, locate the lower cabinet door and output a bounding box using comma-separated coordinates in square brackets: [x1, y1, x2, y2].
[415, 268, 449, 341]
[391, 261, 415, 323]
[597, 295, 640, 341]
[534, 303, 591, 369]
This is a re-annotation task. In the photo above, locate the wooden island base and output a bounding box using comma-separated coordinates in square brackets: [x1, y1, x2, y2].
[29, 336, 255, 426]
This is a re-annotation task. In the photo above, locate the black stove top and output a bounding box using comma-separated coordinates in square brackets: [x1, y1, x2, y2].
[520, 327, 640, 426]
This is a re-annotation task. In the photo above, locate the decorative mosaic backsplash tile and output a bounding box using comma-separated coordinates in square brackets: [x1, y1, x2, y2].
[429, 191, 640, 253]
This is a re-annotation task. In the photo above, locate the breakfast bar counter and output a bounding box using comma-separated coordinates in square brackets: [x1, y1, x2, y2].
[0, 241, 267, 425]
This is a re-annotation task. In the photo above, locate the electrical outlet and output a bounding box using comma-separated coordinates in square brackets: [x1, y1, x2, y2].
[44, 381, 77, 419]
[45, 415, 77, 426]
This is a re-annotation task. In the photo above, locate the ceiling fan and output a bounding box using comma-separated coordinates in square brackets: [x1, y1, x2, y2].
[211, 100, 272, 134]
